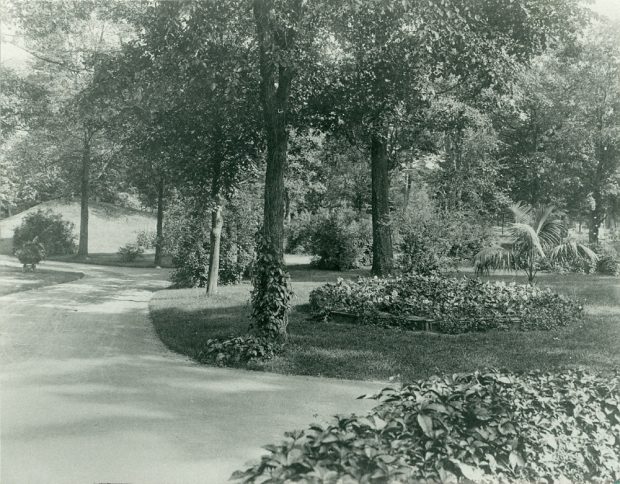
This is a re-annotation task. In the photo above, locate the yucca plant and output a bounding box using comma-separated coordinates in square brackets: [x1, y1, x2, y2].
[474, 203, 598, 283]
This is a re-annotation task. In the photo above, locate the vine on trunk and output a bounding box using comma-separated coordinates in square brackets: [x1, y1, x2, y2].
[250, 231, 293, 342]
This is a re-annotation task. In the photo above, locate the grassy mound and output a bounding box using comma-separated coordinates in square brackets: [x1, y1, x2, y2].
[0, 199, 155, 255]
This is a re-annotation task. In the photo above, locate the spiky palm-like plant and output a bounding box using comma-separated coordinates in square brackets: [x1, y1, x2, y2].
[474, 203, 598, 283]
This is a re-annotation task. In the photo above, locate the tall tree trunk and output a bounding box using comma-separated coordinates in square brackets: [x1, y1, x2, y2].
[77, 136, 90, 258]
[154, 176, 165, 267]
[371, 134, 393, 275]
[251, 0, 302, 340]
[206, 197, 224, 295]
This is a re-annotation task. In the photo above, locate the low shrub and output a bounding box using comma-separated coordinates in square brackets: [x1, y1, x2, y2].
[13, 209, 76, 256]
[197, 335, 283, 367]
[118, 242, 144, 262]
[594, 244, 620, 276]
[233, 369, 620, 483]
[309, 274, 582, 333]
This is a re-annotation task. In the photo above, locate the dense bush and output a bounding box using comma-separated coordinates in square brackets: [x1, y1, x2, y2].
[196, 335, 283, 367]
[117, 242, 144, 262]
[233, 369, 620, 483]
[309, 275, 582, 333]
[165, 195, 256, 288]
[306, 209, 371, 270]
[396, 209, 491, 275]
[13, 209, 76, 256]
[135, 229, 156, 250]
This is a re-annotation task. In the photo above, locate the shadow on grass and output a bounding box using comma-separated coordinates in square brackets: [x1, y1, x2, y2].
[0, 265, 84, 297]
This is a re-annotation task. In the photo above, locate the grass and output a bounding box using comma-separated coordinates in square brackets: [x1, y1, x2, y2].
[149, 265, 620, 383]
[0, 265, 83, 296]
[48, 252, 174, 268]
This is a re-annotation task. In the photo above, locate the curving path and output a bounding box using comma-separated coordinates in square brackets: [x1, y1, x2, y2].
[0, 258, 381, 484]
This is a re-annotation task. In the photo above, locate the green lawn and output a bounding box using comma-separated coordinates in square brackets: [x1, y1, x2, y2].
[149, 265, 620, 383]
[0, 265, 83, 296]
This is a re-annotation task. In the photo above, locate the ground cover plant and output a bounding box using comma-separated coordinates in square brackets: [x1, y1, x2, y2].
[308, 274, 583, 333]
[149, 264, 620, 383]
[233, 369, 620, 483]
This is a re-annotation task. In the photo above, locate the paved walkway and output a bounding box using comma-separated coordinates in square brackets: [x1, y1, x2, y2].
[0, 259, 381, 484]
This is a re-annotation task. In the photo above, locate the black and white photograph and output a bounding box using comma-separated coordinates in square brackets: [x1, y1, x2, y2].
[1, 0, 619, 482]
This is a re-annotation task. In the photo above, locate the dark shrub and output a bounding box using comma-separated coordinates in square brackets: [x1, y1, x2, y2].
[397, 209, 491, 275]
[166, 195, 256, 288]
[306, 209, 371, 270]
[309, 274, 582, 333]
[233, 369, 620, 483]
[13, 209, 76, 256]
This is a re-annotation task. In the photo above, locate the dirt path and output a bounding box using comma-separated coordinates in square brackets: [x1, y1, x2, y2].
[0, 258, 380, 484]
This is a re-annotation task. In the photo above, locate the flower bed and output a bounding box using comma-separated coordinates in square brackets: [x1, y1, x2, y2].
[233, 369, 620, 483]
[309, 275, 582, 333]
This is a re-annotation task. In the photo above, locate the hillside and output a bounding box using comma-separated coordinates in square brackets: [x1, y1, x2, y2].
[0, 200, 156, 255]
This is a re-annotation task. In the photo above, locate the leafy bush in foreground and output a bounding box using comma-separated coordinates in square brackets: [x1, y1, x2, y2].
[13, 209, 76, 256]
[233, 369, 620, 483]
[309, 275, 582, 333]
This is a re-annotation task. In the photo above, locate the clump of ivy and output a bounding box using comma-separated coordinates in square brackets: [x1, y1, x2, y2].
[250, 232, 293, 341]
[197, 335, 283, 367]
[233, 369, 620, 483]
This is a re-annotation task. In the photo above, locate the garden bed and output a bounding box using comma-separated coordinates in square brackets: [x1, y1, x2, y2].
[309, 274, 583, 334]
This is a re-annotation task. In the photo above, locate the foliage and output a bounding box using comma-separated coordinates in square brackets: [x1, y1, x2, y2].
[196, 335, 283, 367]
[397, 206, 491, 275]
[250, 233, 293, 342]
[13, 209, 76, 256]
[117, 242, 144, 262]
[303, 210, 371, 271]
[309, 274, 583, 334]
[233, 369, 620, 483]
[593, 244, 620, 276]
[166, 197, 256, 288]
[135, 229, 156, 250]
[475, 203, 597, 283]
[14, 239, 46, 266]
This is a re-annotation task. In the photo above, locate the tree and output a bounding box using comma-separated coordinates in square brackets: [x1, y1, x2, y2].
[313, 0, 587, 275]
[474, 203, 597, 283]
[6, 0, 130, 257]
[109, 0, 261, 289]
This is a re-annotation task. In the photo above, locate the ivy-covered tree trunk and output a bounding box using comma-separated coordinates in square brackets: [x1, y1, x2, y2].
[250, 0, 300, 340]
[370, 134, 393, 275]
[154, 176, 165, 267]
[206, 198, 224, 295]
[77, 135, 91, 258]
